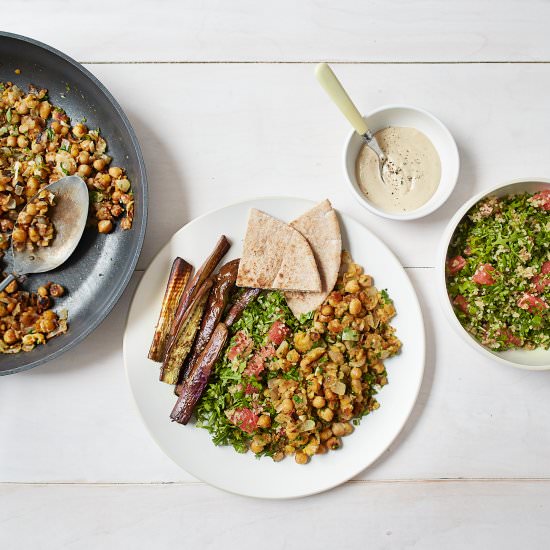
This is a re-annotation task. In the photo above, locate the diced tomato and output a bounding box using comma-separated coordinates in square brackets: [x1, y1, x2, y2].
[267, 320, 290, 346]
[472, 264, 496, 285]
[530, 189, 550, 211]
[517, 292, 548, 312]
[497, 328, 522, 347]
[243, 344, 275, 377]
[244, 383, 257, 395]
[453, 294, 469, 314]
[446, 255, 466, 275]
[227, 407, 259, 433]
[227, 331, 252, 361]
[244, 354, 265, 377]
[531, 262, 550, 293]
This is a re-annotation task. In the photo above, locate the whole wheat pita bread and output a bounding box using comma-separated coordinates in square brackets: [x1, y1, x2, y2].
[237, 209, 322, 292]
[284, 200, 342, 317]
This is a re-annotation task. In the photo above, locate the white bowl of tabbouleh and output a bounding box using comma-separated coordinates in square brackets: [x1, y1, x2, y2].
[437, 178, 550, 370]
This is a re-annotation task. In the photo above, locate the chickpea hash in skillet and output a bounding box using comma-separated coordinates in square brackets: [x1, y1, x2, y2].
[0, 81, 134, 353]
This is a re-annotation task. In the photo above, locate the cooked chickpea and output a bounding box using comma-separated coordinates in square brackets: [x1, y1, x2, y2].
[76, 151, 89, 165]
[116, 178, 131, 193]
[342, 422, 354, 436]
[17, 135, 28, 148]
[98, 220, 113, 233]
[16, 102, 29, 115]
[49, 284, 64, 298]
[312, 395, 326, 409]
[43, 310, 57, 320]
[39, 101, 51, 119]
[108, 166, 123, 179]
[319, 407, 334, 422]
[325, 437, 341, 450]
[327, 319, 342, 333]
[6, 135, 17, 147]
[359, 274, 372, 287]
[350, 367, 362, 380]
[37, 286, 49, 297]
[51, 120, 62, 134]
[5, 280, 18, 294]
[281, 398, 294, 414]
[294, 451, 308, 465]
[31, 142, 45, 154]
[250, 441, 264, 454]
[351, 379, 362, 394]
[3, 329, 18, 344]
[294, 331, 313, 353]
[321, 304, 334, 316]
[12, 228, 27, 243]
[41, 318, 56, 332]
[72, 123, 88, 139]
[93, 158, 106, 171]
[257, 414, 271, 429]
[328, 349, 344, 365]
[78, 164, 92, 178]
[345, 279, 360, 293]
[349, 298, 362, 316]
[331, 423, 347, 437]
[316, 443, 328, 455]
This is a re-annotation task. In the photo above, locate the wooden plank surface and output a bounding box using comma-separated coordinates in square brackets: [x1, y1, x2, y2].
[5, 0, 550, 62]
[2, 480, 549, 549]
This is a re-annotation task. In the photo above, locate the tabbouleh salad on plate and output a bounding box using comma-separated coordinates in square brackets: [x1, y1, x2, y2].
[446, 190, 550, 351]
[196, 255, 401, 464]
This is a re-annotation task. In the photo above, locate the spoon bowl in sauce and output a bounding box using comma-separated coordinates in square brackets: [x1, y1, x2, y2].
[343, 105, 459, 221]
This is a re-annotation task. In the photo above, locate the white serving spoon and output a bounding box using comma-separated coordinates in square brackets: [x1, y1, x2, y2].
[315, 62, 388, 183]
[0, 175, 90, 292]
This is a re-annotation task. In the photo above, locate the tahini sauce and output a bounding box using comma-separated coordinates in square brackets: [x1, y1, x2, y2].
[355, 127, 441, 213]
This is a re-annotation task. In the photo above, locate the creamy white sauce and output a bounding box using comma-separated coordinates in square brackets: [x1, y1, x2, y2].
[355, 127, 441, 213]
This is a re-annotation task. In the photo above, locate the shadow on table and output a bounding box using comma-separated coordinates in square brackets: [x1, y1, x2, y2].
[360, 277, 437, 476]
[423, 129, 477, 226]
[125, 109, 191, 268]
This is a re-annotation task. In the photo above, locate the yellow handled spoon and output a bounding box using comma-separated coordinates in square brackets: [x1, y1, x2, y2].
[315, 62, 388, 183]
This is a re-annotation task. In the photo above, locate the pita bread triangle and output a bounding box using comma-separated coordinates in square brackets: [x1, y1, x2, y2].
[236, 208, 322, 292]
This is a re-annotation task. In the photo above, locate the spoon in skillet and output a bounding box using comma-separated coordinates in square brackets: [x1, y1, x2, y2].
[0, 175, 89, 292]
[315, 62, 388, 184]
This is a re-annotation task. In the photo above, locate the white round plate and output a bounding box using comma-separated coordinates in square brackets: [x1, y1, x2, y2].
[124, 197, 425, 498]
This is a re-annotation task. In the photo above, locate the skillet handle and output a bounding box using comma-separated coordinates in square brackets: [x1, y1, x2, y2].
[0, 273, 16, 293]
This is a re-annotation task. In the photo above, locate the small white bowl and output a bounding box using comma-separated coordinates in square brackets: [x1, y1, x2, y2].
[437, 177, 550, 371]
[343, 105, 460, 220]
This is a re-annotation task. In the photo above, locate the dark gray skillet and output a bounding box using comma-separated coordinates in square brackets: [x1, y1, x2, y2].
[0, 32, 148, 375]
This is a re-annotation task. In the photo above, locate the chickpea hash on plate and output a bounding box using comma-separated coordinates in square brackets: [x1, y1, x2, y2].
[148, 200, 402, 464]
[0, 81, 135, 353]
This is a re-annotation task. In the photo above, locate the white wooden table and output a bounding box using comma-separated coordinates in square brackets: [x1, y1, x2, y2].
[2, 2, 550, 547]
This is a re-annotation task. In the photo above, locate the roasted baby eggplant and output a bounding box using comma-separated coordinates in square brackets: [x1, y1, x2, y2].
[160, 278, 213, 385]
[170, 322, 229, 425]
[148, 257, 192, 362]
[175, 259, 239, 394]
[169, 235, 230, 344]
